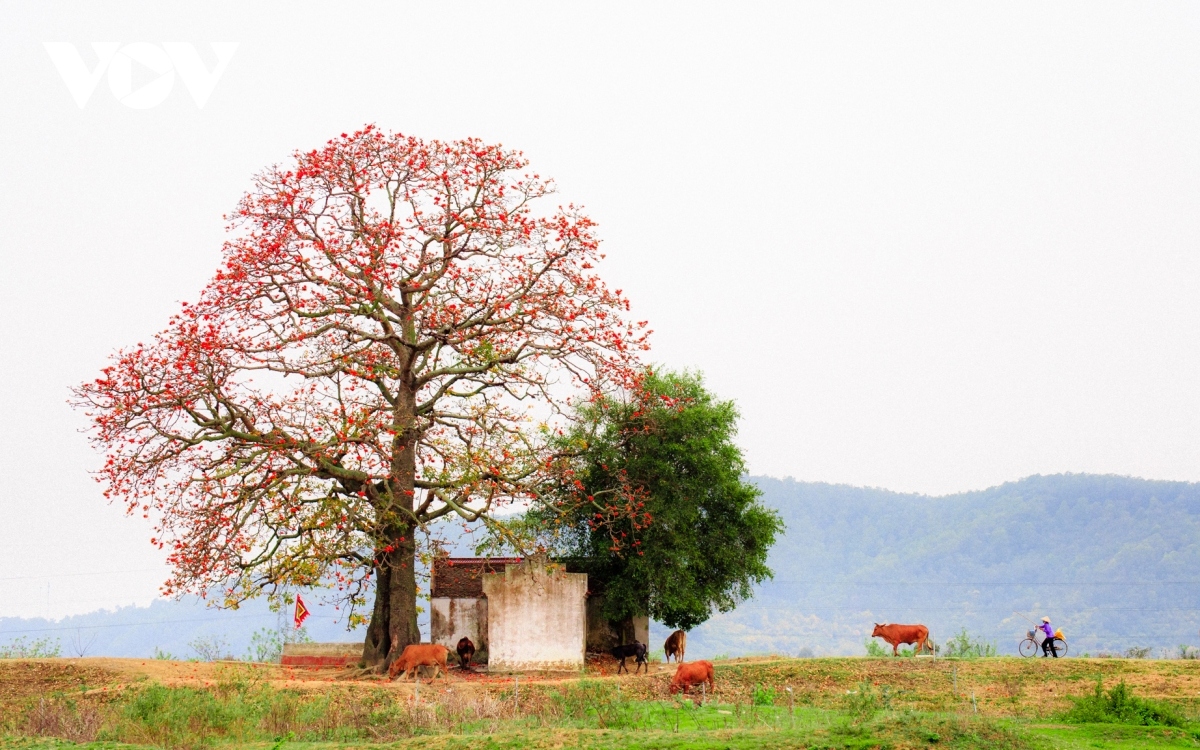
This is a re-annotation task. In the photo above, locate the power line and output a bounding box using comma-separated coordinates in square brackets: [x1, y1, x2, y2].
[0, 612, 277, 635]
[734, 606, 1200, 612]
[0, 568, 164, 582]
[766, 581, 1200, 586]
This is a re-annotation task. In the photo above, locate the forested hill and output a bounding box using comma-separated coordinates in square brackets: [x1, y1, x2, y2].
[686, 474, 1200, 658]
[3, 473, 1197, 660]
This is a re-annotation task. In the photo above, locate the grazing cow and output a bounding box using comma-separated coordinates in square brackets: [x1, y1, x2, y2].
[664, 630, 687, 664]
[387, 643, 451, 681]
[456, 637, 476, 669]
[611, 640, 648, 675]
[669, 660, 714, 696]
[870, 623, 931, 656]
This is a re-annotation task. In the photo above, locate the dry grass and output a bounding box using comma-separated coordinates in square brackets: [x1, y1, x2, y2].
[4, 654, 1200, 745]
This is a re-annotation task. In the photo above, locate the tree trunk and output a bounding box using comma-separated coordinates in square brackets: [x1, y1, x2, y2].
[361, 525, 420, 668]
[363, 372, 420, 670]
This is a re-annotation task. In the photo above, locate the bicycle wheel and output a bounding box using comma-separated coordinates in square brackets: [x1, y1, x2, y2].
[1019, 638, 1037, 657]
[1052, 638, 1067, 657]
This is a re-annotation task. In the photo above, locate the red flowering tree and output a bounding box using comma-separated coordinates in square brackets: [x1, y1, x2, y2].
[73, 126, 648, 668]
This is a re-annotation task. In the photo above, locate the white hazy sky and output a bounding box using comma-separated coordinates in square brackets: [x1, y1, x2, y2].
[3, 2, 1200, 619]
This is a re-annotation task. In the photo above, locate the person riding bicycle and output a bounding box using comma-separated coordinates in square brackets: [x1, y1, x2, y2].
[1039, 616, 1058, 657]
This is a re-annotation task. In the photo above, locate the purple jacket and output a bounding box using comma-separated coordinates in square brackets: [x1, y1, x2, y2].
[1040, 622, 1054, 639]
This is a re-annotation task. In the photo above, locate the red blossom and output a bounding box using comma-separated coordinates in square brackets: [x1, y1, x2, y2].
[71, 125, 649, 624]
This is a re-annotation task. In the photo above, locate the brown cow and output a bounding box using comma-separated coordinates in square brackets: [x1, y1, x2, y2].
[668, 660, 714, 696]
[387, 643, 451, 680]
[870, 623, 931, 656]
[664, 630, 687, 663]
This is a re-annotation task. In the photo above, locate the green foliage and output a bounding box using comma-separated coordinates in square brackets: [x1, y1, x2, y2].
[152, 647, 175, 661]
[1063, 679, 1186, 727]
[942, 628, 998, 658]
[0, 637, 61, 658]
[550, 680, 638, 728]
[545, 368, 783, 630]
[743, 474, 1200, 657]
[842, 681, 883, 720]
[751, 684, 777, 706]
[863, 639, 889, 657]
[245, 624, 311, 663]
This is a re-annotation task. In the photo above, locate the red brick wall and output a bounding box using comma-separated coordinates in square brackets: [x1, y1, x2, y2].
[430, 557, 523, 598]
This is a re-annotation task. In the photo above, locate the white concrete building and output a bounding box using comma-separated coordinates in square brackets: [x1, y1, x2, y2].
[429, 555, 649, 672]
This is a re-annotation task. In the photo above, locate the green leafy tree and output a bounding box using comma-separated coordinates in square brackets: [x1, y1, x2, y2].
[542, 369, 782, 630]
[0, 637, 61, 659]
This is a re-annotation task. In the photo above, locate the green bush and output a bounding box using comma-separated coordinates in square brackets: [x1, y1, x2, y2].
[863, 639, 889, 657]
[843, 681, 881, 720]
[941, 628, 997, 658]
[1064, 679, 1185, 727]
[551, 679, 637, 728]
[0, 636, 61, 658]
[245, 624, 311, 663]
[751, 684, 776, 706]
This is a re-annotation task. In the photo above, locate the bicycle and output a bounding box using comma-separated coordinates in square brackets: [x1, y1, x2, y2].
[1019, 629, 1067, 657]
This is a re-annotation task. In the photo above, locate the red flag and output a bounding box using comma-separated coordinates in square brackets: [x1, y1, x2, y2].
[293, 594, 310, 629]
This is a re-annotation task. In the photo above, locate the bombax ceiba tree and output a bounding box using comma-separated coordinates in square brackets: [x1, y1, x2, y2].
[73, 126, 648, 668]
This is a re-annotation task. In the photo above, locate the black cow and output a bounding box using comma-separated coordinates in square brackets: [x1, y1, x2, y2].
[611, 640, 648, 675]
[456, 636, 476, 669]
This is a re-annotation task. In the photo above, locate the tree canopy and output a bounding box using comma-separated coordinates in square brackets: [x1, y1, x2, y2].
[538, 369, 782, 631]
[72, 126, 648, 667]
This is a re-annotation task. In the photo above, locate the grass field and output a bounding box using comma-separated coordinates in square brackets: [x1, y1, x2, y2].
[2, 655, 1199, 749]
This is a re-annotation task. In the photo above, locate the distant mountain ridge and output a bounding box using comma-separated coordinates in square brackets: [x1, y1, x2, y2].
[685, 473, 1200, 657]
[2, 473, 1197, 660]
[0, 597, 366, 660]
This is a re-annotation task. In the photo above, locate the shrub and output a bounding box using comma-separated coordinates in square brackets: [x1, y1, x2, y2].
[188, 635, 232, 662]
[1124, 646, 1152, 659]
[863, 639, 889, 657]
[752, 684, 777, 706]
[21, 698, 102, 743]
[245, 624, 311, 663]
[0, 636, 61, 658]
[941, 628, 997, 658]
[843, 681, 882, 720]
[1064, 679, 1185, 727]
[551, 680, 636, 728]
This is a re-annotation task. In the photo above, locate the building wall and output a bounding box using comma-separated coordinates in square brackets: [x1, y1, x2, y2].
[280, 642, 360, 668]
[483, 558, 587, 671]
[585, 596, 650, 652]
[430, 596, 489, 652]
[431, 557, 523, 598]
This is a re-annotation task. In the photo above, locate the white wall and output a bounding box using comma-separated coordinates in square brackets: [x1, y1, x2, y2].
[483, 560, 586, 671]
[430, 597, 488, 654]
